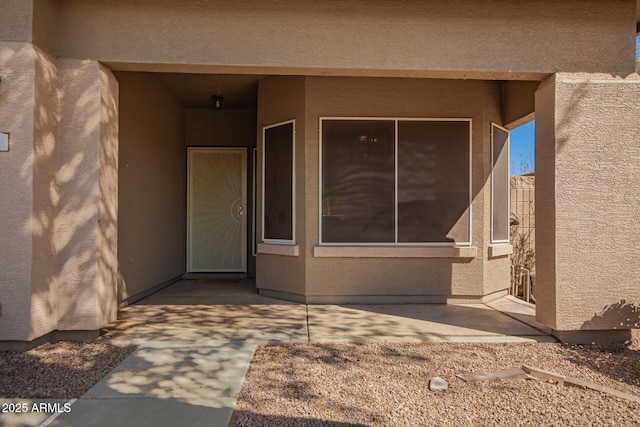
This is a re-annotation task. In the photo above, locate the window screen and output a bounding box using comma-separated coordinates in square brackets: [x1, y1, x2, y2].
[321, 119, 471, 244]
[398, 121, 470, 243]
[322, 120, 395, 243]
[491, 124, 510, 242]
[263, 122, 294, 241]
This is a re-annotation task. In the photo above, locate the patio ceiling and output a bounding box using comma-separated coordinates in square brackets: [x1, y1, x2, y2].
[155, 73, 264, 109]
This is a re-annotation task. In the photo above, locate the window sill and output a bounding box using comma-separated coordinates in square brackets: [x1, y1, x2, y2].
[313, 246, 477, 258]
[488, 243, 513, 258]
[258, 243, 300, 257]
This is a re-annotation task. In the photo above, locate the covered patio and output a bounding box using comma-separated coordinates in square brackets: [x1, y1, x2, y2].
[99, 279, 553, 345]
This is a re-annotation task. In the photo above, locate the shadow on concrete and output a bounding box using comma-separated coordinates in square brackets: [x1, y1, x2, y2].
[51, 397, 235, 427]
[104, 280, 552, 345]
[82, 343, 253, 405]
[100, 280, 308, 345]
[308, 303, 550, 343]
[101, 303, 308, 345]
[44, 342, 258, 427]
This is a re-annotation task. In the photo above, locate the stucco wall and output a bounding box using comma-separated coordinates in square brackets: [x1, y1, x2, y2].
[534, 79, 557, 328]
[256, 76, 307, 297]
[502, 81, 539, 128]
[96, 65, 119, 326]
[0, 44, 64, 340]
[0, 43, 121, 342]
[116, 72, 186, 301]
[535, 73, 640, 332]
[303, 77, 504, 301]
[31, 0, 58, 54]
[186, 109, 256, 148]
[55, 0, 635, 78]
[186, 108, 257, 274]
[0, 43, 44, 340]
[29, 47, 59, 339]
[56, 59, 119, 331]
[0, 1, 33, 44]
[0, 1, 57, 54]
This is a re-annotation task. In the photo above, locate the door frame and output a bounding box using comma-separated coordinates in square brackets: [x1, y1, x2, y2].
[186, 147, 248, 273]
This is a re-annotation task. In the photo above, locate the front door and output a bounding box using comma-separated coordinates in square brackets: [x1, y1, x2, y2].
[187, 148, 247, 272]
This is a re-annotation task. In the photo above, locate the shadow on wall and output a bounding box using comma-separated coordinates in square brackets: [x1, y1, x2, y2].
[538, 76, 640, 333]
[0, 44, 55, 340]
[24, 50, 119, 337]
[581, 300, 640, 330]
[55, 61, 119, 331]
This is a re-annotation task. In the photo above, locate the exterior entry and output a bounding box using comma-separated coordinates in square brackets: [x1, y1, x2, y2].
[187, 148, 248, 272]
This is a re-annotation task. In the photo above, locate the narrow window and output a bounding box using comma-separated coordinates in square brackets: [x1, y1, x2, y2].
[491, 123, 510, 243]
[262, 121, 295, 242]
[252, 148, 257, 255]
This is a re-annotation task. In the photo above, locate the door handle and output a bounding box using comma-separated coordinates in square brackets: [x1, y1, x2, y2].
[238, 206, 244, 216]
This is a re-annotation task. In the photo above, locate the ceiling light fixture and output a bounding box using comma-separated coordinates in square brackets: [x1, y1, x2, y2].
[211, 95, 224, 110]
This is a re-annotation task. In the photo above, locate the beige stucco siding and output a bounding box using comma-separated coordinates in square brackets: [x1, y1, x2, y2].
[536, 73, 640, 331]
[256, 76, 306, 297]
[0, 43, 120, 341]
[534, 79, 558, 328]
[302, 77, 502, 300]
[0, 43, 42, 340]
[31, 0, 58, 54]
[0, 1, 33, 45]
[56, 59, 119, 331]
[0, 1, 57, 54]
[186, 109, 256, 149]
[116, 72, 186, 302]
[96, 65, 119, 326]
[29, 47, 59, 338]
[501, 81, 539, 129]
[55, 0, 635, 78]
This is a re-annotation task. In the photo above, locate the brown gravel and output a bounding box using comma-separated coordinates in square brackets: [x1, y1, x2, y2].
[231, 340, 640, 427]
[0, 341, 137, 398]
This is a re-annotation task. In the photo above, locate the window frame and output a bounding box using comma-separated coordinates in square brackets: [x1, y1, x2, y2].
[490, 123, 511, 244]
[252, 147, 257, 256]
[262, 119, 296, 245]
[318, 117, 473, 247]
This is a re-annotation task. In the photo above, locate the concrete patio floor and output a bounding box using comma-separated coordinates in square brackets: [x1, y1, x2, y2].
[4, 279, 554, 427]
[98, 279, 552, 345]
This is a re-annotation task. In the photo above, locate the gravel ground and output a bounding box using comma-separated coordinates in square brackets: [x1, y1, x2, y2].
[231, 339, 640, 427]
[0, 341, 137, 398]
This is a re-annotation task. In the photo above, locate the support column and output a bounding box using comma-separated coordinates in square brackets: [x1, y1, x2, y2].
[535, 72, 640, 344]
[0, 42, 60, 347]
[56, 59, 119, 333]
[0, 47, 119, 348]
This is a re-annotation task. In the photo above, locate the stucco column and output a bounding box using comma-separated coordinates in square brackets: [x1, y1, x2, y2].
[0, 46, 119, 347]
[535, 72, 640, 344]
[0, 42, 59, 346]
[56, 59, 119, 333]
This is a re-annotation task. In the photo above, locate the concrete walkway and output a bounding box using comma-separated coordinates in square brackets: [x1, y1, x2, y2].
[2, 280, 553, 427]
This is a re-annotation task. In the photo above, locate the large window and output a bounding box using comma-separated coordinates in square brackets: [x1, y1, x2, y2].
[491, 123, 510, 243]
[262, 120, 295, 243]
[321, 118, 471, 245]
